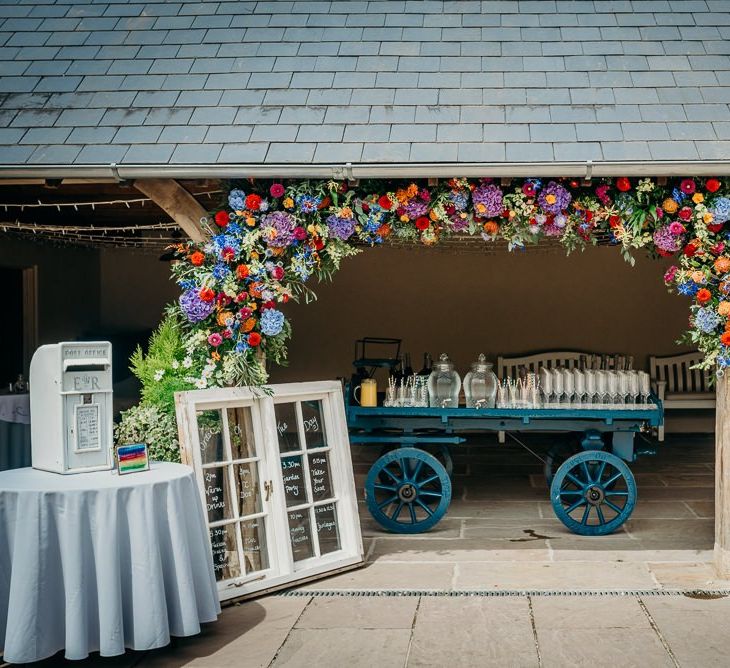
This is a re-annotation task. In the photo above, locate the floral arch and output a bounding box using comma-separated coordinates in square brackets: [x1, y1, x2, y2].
[118, 176, 730, 458]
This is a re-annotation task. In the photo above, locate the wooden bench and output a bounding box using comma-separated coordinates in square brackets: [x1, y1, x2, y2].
[495, 350, 613, 443]
[650, 351, 715, 442]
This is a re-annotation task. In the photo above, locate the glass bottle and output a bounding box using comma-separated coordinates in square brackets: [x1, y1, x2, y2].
[418, 352, 433, 377]
[464, 353, 498, 408]
[427, 353, 461, 408]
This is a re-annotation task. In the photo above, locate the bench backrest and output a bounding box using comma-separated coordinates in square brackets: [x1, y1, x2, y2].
[649, 351, 712, 393]
[497, 351, 612, 379]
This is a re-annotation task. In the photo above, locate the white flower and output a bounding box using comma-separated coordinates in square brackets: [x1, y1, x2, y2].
[182, 356, 193, 369]
[171, 360, 180, 370]
[194, 378, 207, 389]
[154, 369, 165, 381]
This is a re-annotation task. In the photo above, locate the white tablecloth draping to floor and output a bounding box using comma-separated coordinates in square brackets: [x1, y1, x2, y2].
[0, 394, 31, 471]
[0, 462, 221, 663]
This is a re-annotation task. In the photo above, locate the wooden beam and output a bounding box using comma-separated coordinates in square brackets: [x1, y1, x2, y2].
[134, 178, 209, 242]
[716, 375, 730, 576]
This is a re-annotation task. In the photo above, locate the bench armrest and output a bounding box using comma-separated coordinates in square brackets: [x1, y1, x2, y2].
[652, 379, 667, 402]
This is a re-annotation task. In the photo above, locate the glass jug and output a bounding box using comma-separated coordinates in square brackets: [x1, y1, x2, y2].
[464, 353, 498, 408]
[427, 353, 462, 408]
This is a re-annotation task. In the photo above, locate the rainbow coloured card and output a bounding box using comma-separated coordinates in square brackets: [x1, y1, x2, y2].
[116, 443, 150, 475]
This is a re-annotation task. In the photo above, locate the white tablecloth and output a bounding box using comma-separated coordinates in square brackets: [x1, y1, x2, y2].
[0, 462, 220, 663]
[0, 394, 29, 425]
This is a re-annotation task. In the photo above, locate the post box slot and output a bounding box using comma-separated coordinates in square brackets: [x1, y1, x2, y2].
[63, 362, 109, 372]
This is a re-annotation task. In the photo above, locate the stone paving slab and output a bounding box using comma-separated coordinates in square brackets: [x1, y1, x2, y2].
[294, 596, 417, 630]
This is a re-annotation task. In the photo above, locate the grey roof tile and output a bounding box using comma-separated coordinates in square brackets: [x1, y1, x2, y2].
[457, 141, 506, 161]
[409, 142, 459, 161]
[313, 142, 363, 161]
[170, 142, 222, 163]
[266, 141, 316, 162]
[123, 143, 176, 163]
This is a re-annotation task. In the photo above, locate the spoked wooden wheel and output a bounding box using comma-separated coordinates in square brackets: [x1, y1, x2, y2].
[378, 443, 454, 478]
[365, 447, 451, 534]
[550, 450, 637, 536]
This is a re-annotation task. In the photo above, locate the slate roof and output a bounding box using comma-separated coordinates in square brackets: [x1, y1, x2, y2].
[1, 0, 730, 172]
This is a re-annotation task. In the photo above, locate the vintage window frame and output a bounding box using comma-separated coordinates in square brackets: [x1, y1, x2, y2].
[175, 380, 364, 601]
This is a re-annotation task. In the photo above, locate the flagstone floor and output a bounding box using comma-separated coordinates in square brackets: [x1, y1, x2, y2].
[11, 433, 730, 667]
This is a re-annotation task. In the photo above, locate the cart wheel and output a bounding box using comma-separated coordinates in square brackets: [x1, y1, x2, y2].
[378, 444, 454, 478]
[544, 441, 580, 486]
[550, 450, 636, 536]
[366, 447, 451, 534]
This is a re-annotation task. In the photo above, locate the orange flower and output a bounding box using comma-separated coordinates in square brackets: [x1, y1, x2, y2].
[211, 351, 221, 361]
[429, 209, 439, 221]
[715, 257, 730, 274]
[722, 331, 730, 346]
[249, 282, 263, 298]
[696, 288, 712, 305]
[377, 223, 392, 238]
[483, 221, 499, 236]
[216, 310, 233, 327]
[235, 264, 249, 280]
[406, 183, 419, 197]
[704, 212, 715, 224]
[719, 301, 730, 317]
[190, 251, 205, 266]
[243, 317, 257, 333]
[691, 270, 706, 284]
[662, 198, 679, 214]
[692, 193, 705, 204]
[282, 197, 294, 209]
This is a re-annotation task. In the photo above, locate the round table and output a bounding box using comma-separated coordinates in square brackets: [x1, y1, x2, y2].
[0, 463, 221, 663]
[0, 393, 31, 471]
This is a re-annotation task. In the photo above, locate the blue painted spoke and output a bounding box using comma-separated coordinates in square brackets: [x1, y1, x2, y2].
[595, 461, 607, 484]
[605, 491, 629, 497]
[408, 503, 417, 524]
[603, 472, 623, 488]
[382, 467, 402, 485]
[605, 500, 623, 513]
[566, 472, 585, 488]
[415, 499, 434, 516]
[408, 459, 424, 482]
[581, 461, 592, 483]
[377, 495, 399, 509]
[581, 505, 591, 525]
[419, 474, 440, 487]
[419, 489, 443, 499]
[565, 498, 586, 514]
[373, 483, 397, 492]
[391, 501, 404, 521]
[559, 489, 583, 496]
[596, 505, 606, 524]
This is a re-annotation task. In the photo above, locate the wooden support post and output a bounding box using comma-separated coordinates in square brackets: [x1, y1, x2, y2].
[715, 375, 730, 576]
[134, 178, 210, 243]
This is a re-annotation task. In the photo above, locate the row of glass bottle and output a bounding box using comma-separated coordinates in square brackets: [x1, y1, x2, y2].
[385, 353, 656, 410]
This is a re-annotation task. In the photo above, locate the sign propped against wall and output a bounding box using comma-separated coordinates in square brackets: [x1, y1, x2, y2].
[175, 381, 363, 601]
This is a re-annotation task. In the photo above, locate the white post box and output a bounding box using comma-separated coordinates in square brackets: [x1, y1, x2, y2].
[29, 341, 114, 474]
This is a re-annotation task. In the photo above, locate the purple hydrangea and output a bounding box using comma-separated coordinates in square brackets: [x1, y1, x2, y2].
[261, 211, 296, 248]
[653, 226, 684, 253]
[404, 200, 428, 218]
[538, 181, 572, 214]
[450, 215, 470, 232]
[179, 289, 214, 323]
[472, 183, 504, 218]
[326, 214, 356, 240]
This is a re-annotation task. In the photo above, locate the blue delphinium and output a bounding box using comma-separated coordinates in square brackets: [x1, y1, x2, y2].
[694, 307, 721, 334]
[212, 263, 230, 280]
[678, 281, 700, 297]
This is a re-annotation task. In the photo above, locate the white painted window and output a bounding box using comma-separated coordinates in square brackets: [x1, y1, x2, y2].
[176, 381, 363, 601]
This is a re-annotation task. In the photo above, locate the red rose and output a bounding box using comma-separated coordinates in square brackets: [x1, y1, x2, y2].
[270, 266, 284, 280]
[313, 237, 324, 250]
[445, 204, 456, 215]
[378, 195, 392, 210]
[261, 300, 275, 311]
[248, 332, 262, 347]
[234, 292, 248, 303]
[221, 246, 235, 262]
[235, 264, 249, 280]
[239, 306, 253, 319]
[609, 215, 621, 228]
[190, 251, 205, 266]
[362, 203, 370, 213]
[616, 177, 631, 192]
[707, 178, 722, 193]
[223, 329, 232, 339]
[215, 293, 230, 306]
[708, 223, 724, 234]
[214, 210, 229, 227]
[678, 207, 692, 221]
[696, 288, 712, 305]
[281, 294, 290, 304]
[245, 194, 262, 211]
[293, 226, 307, 240]
[584, 211, 593, 222]
[684, 244, 697, 257]
[415, 216, 430, 230]
[199, 287, 215, 302]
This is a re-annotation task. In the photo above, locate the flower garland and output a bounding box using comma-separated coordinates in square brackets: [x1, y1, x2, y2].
[164, 176, 730, 388]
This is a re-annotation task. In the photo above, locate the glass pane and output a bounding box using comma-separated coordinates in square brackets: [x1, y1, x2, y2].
[288, 509, 314, 562]
[227, 406, 256, 460]
[203, 466, 234, 523]
[281, 455, 308, 507]
[235, 461, 262, 516]
[301, 400, 327, 450]
[240, 518, 269, 574]
[308, 452, 333, 502]
[274, 402, 301, 453]
[315, 503, 341, 555]
[197, 409, 225, 464]
[209, 524, 241, 581]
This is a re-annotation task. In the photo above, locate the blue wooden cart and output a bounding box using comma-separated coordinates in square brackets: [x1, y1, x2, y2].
[346, 398, 663, 536]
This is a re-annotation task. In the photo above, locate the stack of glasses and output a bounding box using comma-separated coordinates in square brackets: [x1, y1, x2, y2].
[383, 375, 429, 407]
[539, 368, 653, 408]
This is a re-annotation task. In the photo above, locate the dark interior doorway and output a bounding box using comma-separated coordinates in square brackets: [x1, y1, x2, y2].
[0, 266, 23, 387]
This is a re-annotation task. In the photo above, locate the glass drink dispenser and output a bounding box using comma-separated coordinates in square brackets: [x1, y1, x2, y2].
[29, 341, 114, 474]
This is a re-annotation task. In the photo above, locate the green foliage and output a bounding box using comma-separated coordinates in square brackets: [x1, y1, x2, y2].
[114, 402, 181, 463]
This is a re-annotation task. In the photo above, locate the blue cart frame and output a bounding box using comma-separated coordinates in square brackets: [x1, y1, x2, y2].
[346, 399, 663, 536]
